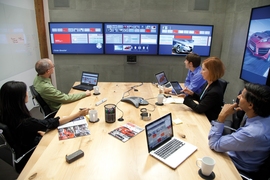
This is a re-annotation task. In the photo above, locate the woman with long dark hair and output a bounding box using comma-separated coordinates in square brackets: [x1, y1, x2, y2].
[0, 81, 89, 173]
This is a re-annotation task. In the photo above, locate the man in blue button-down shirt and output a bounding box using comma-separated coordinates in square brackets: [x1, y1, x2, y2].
[184, 53, 206, 94]
[164, 53, 206, 95]
[208, 83, 270, 174]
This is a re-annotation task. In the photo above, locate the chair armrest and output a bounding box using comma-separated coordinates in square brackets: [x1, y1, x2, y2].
[44, 111, 58, 119]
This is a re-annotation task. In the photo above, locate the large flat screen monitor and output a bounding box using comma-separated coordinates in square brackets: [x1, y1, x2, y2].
[104, 23, 159, 55]
[240, 5, 270, 86]
[158, 24, 213, 56]
[48, 22, 104, 54]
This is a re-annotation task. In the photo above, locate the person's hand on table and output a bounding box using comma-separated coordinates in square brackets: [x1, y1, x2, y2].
[85, 90, 91, 96]
[37, 131, 45, 136]
[177, 93, 186, 98]
[181, 87, 194, 96]
[164, 88, 172, 94]
[78, 108, 90, 116]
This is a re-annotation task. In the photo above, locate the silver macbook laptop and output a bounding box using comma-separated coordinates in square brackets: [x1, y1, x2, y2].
[155, 71, 172, 88]
[145, 113, 197, 169]
[72, 71, 99, 91]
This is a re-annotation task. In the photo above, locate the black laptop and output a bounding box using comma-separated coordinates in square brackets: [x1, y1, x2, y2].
[72, 71, 99, 91]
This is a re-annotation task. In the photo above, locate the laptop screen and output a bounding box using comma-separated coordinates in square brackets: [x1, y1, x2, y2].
[155, 71, 169, 86]
[81, 72, 99, 86]
[145, 113, 173, 152]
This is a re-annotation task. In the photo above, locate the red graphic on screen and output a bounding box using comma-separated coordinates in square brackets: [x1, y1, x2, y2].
[63, 28, 68, 32]
[90, 28, 96, 32]
[145, 29, 151, 33]
[194, 30, 200, 34]
[174, 35, 192, 39]
[54, 34, 71, 44]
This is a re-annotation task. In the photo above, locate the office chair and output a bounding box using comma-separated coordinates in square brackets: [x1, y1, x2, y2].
[0, 132, 18, 179]
[0, 129, 15, 168]
[29, 85, 57, 118]
[0, 158, 18, 180]
[0, 122, 37, 173]
[218, 78, 229, 105]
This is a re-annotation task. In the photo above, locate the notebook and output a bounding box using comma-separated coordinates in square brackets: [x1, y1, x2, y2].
[170, 81, 184, 95]
[72, 71, 99, 91]
[155, 71, 172, 88]
[145, 113, 197, 169]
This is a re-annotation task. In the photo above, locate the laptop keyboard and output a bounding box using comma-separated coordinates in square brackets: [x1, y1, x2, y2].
[165, 83, 171, 88]
[154, 139, 185, 159]
[76, 85, 93, 90]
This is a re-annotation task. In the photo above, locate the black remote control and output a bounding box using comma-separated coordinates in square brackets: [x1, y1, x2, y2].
[66, 149, 84, 164]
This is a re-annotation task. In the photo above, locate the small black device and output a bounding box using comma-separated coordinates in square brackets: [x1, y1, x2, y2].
[66, 149, 84, 164]
[235, 98, 240, 105]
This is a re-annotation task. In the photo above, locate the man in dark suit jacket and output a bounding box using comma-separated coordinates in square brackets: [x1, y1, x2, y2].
[182, 57, 225, 121]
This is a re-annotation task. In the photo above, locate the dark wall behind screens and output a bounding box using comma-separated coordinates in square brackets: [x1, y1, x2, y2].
[240, 5, 270, 86]
[104, 23, 159, 55]
[158, 24, 213, 56]
[49, 22, 104, 54]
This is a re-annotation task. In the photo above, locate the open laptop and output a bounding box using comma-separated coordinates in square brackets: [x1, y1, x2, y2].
[145, 113, 197, 169]
[170, 81, 184, 95]
[72, 71, 99, 91]
[155, 71, 172, 88]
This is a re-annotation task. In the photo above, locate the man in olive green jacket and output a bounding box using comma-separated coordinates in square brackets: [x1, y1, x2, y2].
[33, 58, 91, 111]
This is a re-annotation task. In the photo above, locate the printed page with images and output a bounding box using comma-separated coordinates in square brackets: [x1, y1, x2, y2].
[58, 116, 90, 140]
[109, 122, 144, 142]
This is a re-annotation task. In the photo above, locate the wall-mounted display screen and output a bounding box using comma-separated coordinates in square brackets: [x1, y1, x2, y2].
[158, 24, 213, 56]
[240, 5, 270, 86]
[48, 22, 104, 54]
[104, 23, 159, 55]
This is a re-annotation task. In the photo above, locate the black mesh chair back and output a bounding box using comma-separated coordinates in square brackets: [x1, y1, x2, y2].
[218, 79, 229, 105]
[218, 79, 229, 96]
[29, 85, 54, 117]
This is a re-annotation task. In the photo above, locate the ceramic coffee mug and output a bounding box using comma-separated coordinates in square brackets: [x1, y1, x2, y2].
[93, 86, 99, 94]
[196, 156, 215, 176]
[89, 109, 98, 122]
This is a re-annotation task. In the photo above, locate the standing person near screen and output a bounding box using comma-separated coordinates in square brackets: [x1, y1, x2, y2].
[182, 57, 225, 121]
[164, 53, 205, 94]
[0, 81, 89, 173]
[208, 83, 270, 178]
[33, 58, 91, 111]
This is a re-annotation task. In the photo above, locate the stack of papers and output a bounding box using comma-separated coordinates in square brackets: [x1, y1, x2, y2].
[163, 97, 184, 104]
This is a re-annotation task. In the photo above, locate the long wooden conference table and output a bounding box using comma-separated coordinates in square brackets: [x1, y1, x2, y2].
[18, 82, 241, 179]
